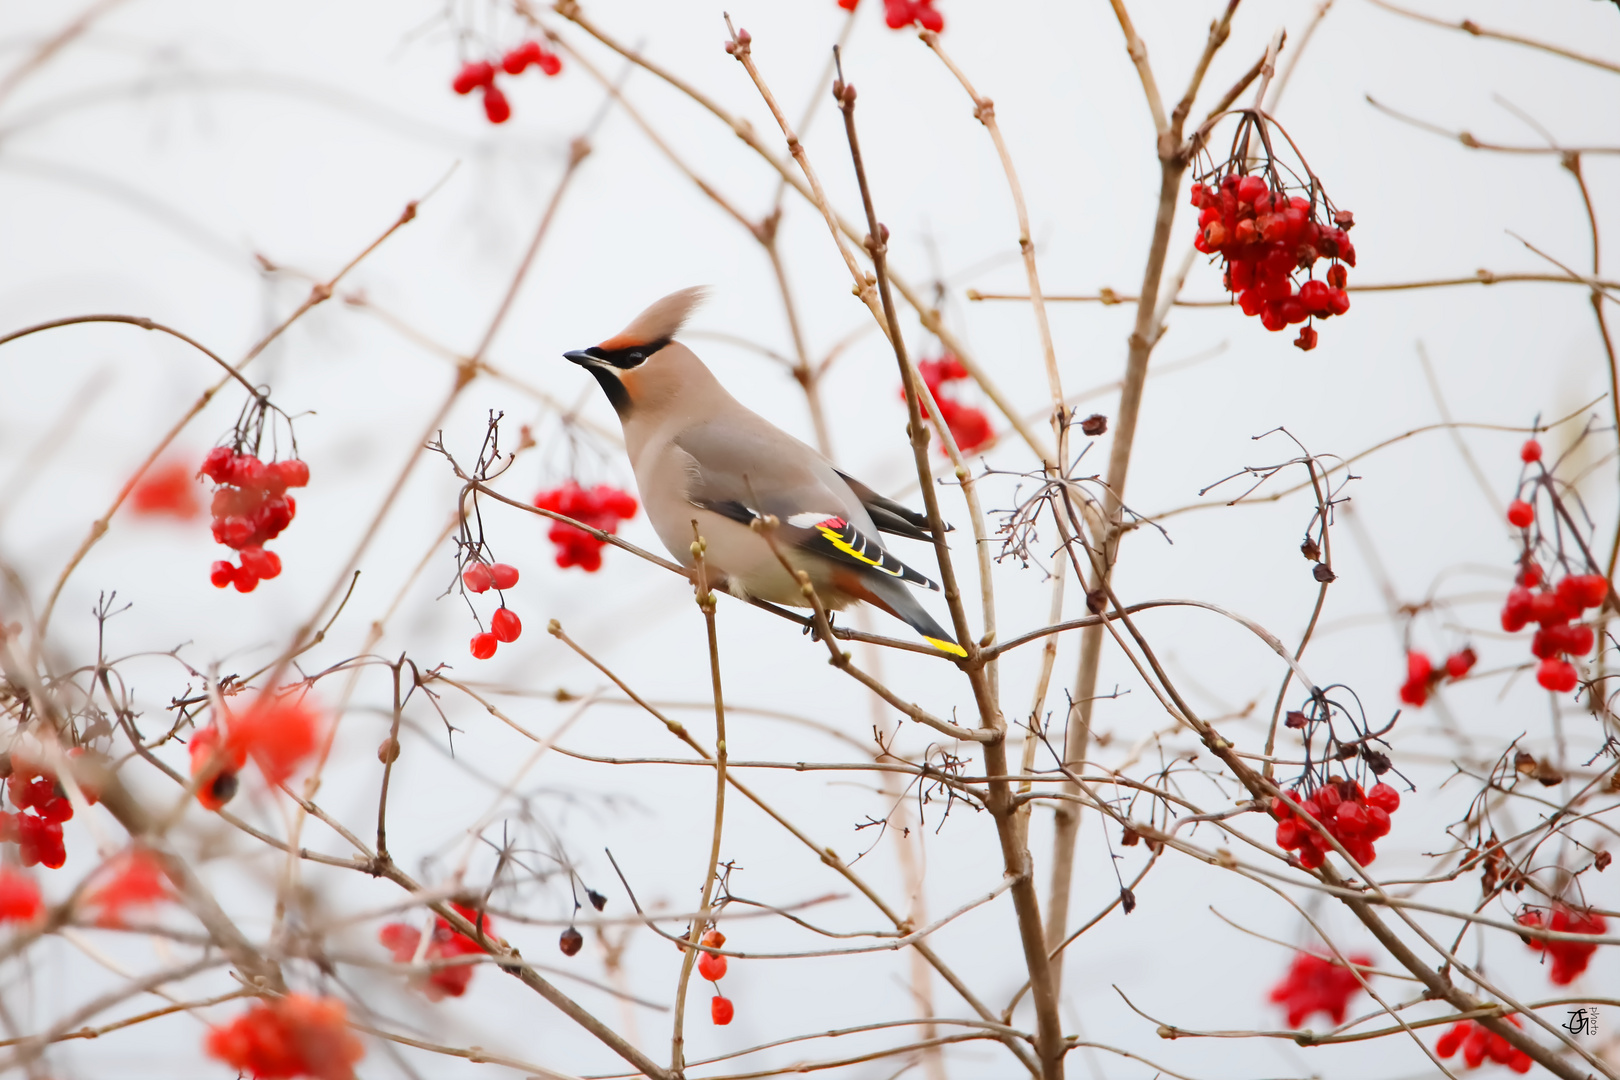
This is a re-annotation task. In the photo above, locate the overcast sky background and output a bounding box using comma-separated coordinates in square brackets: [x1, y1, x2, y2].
[0, 1, 1617, 1077]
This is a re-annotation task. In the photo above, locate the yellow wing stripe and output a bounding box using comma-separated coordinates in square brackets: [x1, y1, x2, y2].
[925, 636, 969, 658]
[816, 523, 904, 577]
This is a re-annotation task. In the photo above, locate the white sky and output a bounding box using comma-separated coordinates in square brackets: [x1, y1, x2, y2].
[0, 1, 1617, 1077]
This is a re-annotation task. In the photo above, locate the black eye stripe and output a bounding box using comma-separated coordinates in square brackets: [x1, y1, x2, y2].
[591, 337, 670, 369]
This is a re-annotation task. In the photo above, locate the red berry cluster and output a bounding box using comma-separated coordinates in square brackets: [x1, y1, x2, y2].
[836, 0, 944, 29]
[379, 903, 494, 1001]
[188, 695, 323, 810]
[907, 356, 993, 453]
[130, 458, 203, 520]
[1266, 951, 1372, 1028]
[2, 751, 95, 870]
[201, 448, 307, 593]
[1500, 568, 1606, 695]
[451, 40, 563, 125]
[693, 928, 736, 1024]
[1398, 647, 1476, 708]
[205, 994, 365, 1080]
[0, 867, 44, 924]
[1517, 904, 1607, 985]
[462, 561, 523, 659]
[1190, 174, 1354, 351]
[533, 482, 638, 572]
[82, 848, 171, 927]
[1271, 779, 1400, 869]
[1435, 1015, 1532, 1073]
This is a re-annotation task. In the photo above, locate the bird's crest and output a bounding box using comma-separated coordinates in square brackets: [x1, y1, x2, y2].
[599, 286, 709, 350]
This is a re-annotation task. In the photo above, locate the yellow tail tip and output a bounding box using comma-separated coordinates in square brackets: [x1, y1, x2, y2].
[925, 636, 968, 658]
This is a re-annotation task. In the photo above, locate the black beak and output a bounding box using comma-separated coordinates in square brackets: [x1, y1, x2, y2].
[564, 348, 599, 366]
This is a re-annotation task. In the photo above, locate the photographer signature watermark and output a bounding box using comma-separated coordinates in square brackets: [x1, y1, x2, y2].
[1563, 1007, 1599, 1038]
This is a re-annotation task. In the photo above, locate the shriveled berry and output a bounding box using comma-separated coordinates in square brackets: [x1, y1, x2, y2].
[491, 607, 522, 643]
[1294, 326, 1318, 351]
[470, 633, 498, 660]
[559, 926, 584, 956]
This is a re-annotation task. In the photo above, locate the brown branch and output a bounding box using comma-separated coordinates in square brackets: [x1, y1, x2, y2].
[968, 270, 1620, 304]
[1366, 0, 1620, 76]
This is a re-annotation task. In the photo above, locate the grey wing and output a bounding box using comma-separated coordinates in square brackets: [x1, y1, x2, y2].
[672, 419, 868, 530]
[672, 420, 939, 591]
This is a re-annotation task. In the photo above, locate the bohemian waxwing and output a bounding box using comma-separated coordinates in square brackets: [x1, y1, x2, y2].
[564, 286, 965, 656]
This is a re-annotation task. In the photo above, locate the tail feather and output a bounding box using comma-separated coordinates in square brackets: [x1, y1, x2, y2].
[836, 570, 966, 658]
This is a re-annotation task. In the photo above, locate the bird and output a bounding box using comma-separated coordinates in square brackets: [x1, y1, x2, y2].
[564, 286, 965, 657]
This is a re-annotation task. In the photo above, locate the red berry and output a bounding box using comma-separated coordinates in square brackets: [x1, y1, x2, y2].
[483, 84, 511, 124]
[501, 47, 532, 75]
[452, 60, 496, 95]
[489, 563, 519, 589]
[491, 607, 522, 643]
[1567, 573, 1610, 610]
[1516, 562, 1543, 588]
[1444, 648, 1477, 679]
[559, 926, 584, 956]
[702, 929, 726, 948]
[239, 547, 281, 580]
[0, 869, 42, 924]
[697, 951, 727, 981]
[462, 564, 494, 593]
[537, 50, 563, 76]
[1267, 953, 1371, 1027]
[201, 446, 234, 482]
[1506, 499, 1534, 528]
[1293, 326, 1318, 351]
[470, 633, 498, 660]
[711, 995, 734, 1025]
[232, 565, 259, 593]
[269, 459, 310, 488]
[1531, 590, 1573, 625]
[210, 560, 235, 588]
[1326, 264, 1347, 289]
[1501, 586, 1534, 632]
[1521, 439, 1542, 463]
[1536, 657, 1578, 692]
[1236, 175, 1267, 204]
[221, 516, 254, 549]
[1367, 783, 1399, 816]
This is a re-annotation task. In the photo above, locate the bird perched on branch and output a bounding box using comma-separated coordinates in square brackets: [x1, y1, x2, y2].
[564, 287, 964, 657]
